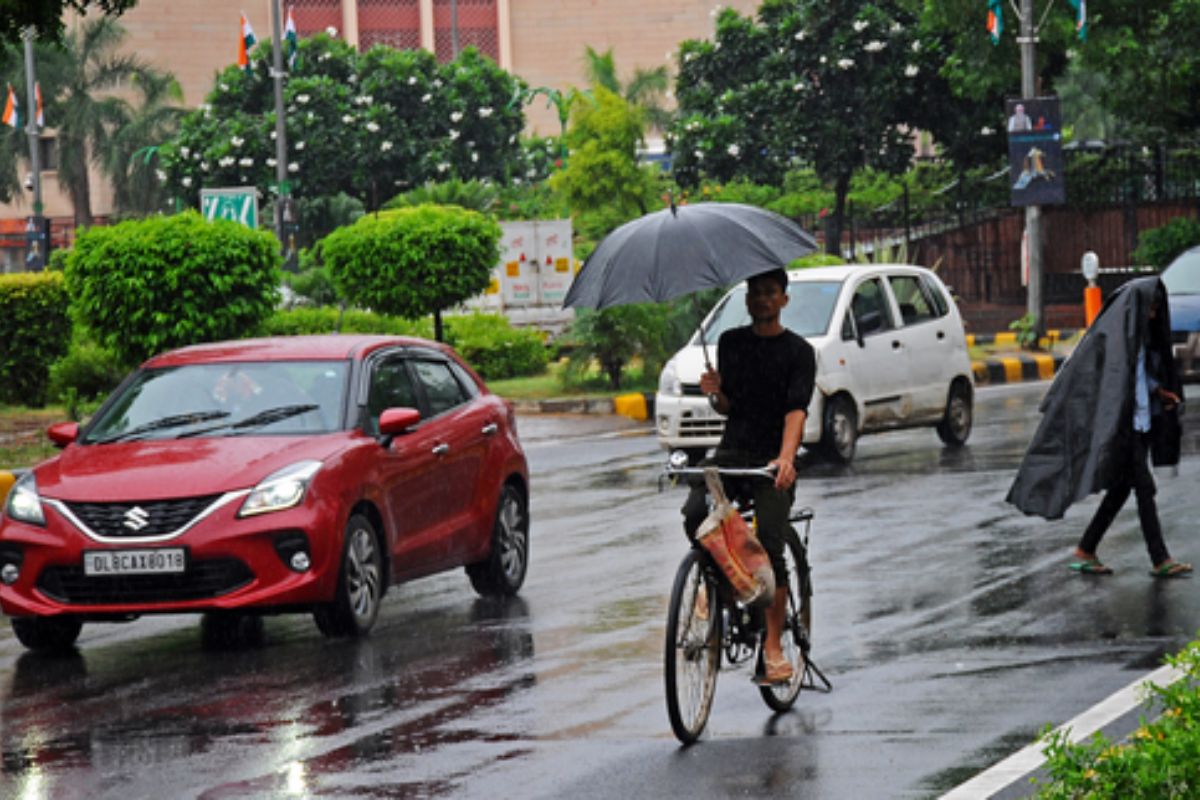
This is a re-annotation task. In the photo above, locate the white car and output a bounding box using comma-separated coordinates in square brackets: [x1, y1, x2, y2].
[655, 264, 974, 463]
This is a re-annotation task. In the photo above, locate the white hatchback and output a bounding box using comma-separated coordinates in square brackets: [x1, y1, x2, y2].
[655, 264, 975, 463]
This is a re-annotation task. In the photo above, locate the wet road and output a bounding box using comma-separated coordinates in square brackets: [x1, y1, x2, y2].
[3, 383, 1200, 799]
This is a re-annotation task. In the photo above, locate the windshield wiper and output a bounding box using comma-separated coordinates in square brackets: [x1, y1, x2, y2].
[93, 410, 230, 443]
[176, 404, 319, 438]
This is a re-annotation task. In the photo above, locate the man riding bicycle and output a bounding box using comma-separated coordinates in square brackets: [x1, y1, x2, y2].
[682, 267, 816, 685]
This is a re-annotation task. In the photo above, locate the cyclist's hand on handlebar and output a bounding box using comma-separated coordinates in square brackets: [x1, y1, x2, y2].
[768, 457, 796, 489]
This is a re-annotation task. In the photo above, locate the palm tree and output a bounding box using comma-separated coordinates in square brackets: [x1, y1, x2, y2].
[103, 70, 184, 216]
[582, 46, 672, 134]
[28, 17, 174, 227]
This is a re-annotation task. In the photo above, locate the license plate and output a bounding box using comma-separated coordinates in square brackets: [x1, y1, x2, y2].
[83, 548, 186, 576]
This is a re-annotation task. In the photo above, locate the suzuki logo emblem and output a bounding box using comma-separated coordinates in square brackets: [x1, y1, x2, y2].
[123, 506, 150, 531]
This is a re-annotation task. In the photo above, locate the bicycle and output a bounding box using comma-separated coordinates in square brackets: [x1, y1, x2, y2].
[661, 459, 832, 744]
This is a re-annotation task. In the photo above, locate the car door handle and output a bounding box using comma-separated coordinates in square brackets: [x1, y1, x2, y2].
[431, 443, 449, 456]
[481, 423, 498, 436]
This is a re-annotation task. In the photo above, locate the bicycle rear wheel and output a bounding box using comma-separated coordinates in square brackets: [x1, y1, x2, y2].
[759, 530, 812, 711]
[664, 548, 722, 744]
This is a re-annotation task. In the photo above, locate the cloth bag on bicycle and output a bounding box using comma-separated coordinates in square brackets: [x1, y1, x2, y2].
[694, 467, 775, 608]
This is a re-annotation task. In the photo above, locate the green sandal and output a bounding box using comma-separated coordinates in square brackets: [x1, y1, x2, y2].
[1069, 560, 1113, 575]
[1149, 561, 1193, 578]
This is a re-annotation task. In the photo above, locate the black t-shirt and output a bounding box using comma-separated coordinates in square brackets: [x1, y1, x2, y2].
[716, 326, 816, 459]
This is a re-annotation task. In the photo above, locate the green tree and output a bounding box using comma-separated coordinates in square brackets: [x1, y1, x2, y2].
[161, 36, 527, 213]
[582, 46, 672, 132]
[565, 305, 672, 390]
[104, 70, 185, 216]
[0, 0, 136, 43]
[65, 212, 281, 365]
[321, 205, 501, 342]
[671, 1, 927, 252]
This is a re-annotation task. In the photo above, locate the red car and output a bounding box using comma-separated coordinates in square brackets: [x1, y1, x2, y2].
[0, 335, 530, 651]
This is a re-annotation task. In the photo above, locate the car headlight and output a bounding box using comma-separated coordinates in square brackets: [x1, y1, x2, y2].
[5, 472, 45, 527]
[238, 460, 322, 518]
[658, 360, 682, 396]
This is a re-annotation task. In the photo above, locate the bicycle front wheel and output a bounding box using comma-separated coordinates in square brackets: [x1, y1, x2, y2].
[760, 530, 812, 712]
[664, 548, 722, 744]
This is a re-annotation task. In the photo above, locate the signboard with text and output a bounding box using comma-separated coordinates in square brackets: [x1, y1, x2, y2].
[200, 187, 259, 228]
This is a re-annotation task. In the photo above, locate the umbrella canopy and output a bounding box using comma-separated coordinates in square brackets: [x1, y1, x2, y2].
[562, 202, 819, 310]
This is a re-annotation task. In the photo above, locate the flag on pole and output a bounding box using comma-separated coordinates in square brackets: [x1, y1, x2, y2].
[285, 6, 299, 69]
[1066, 0, 1087, 41]
[986, 0, 1003, 45]
[34, 82, 43, 128]
[2, 85, 19, 129]
[238, 12, 257, 73]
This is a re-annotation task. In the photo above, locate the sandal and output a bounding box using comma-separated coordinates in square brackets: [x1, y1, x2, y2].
[1069, 559, 1113, 575]
[756, 655, 794, 685]
[1150, 561, 1193, 578]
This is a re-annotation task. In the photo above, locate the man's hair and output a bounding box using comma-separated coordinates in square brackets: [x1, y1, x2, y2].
[748, 267, 789, 293]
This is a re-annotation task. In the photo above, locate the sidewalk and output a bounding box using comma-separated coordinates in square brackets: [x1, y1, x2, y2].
[517, 330, 1080, 421]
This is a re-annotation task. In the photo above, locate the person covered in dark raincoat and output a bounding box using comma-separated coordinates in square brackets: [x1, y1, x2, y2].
[1006, 276, 1191, 577]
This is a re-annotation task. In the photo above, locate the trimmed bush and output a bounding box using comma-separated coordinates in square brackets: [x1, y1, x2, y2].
[0, 272, 71, 406]
[260, 307, 432, 338]
[65, 211, 281, 365]
[444, 313, 549, 380]
[47, 334, 127, 404]
[1133, 216, 1200, 269]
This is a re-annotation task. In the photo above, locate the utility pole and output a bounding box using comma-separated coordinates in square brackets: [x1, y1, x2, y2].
[269, 0, 293, 259]
[22, 27, 45, 270]
[1018, 0, 1044, 338]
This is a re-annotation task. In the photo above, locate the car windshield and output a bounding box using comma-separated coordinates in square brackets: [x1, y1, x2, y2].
[83, 361, 349, 443]
[1162, 250, 1200, 294]
[696, 280, 842, 342]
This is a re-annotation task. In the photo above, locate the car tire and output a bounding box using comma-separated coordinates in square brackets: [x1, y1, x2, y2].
[313, 513, 384, 638]
[11, 616, 83, 653]
[201, 612, 264, 650]
[820, 394, 858, 463]
[466, 484, 529, 597]
[936, 380, 973, 447]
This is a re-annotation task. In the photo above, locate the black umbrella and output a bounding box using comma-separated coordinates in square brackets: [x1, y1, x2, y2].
[562, 201, 818, 369]
[562, 201, 818, 310]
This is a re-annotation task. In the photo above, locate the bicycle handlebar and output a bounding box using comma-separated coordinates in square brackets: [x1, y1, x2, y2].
[663, 464, 778, 480]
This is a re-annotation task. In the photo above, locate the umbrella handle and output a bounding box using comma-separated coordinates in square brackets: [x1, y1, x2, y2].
[692, 295, 720, 410]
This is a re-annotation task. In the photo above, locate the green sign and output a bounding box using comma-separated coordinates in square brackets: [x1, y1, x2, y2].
[200, 187, 258, 228]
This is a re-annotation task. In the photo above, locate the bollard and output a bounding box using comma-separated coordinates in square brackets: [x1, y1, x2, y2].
[1081, 250, 1101, 327]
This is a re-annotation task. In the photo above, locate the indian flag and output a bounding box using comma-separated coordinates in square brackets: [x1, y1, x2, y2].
[2, 85, 19, 129]
[34, 82, 43, 127]
[285, 6, 298, 69]
[238, 12, 257, 73]
[1067, 0, 1086, 41]
[986, 0, 1003, 45]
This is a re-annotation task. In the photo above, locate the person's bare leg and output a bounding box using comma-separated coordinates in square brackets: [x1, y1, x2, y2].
[763, 587, 793, 681]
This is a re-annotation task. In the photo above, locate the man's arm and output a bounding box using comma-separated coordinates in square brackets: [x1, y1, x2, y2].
[770, 408, 806, 489]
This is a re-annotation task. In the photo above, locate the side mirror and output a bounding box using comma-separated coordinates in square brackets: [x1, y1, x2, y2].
[855, 311, 883, 346]
[47, 422, 79, 449]
[378, 407, 421, 449]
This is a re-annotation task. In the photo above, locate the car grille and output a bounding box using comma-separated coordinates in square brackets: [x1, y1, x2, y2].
[679, 417, 725, 438]
[36, 559, 254, 605]
[680, 382, 705, 397]
[64, 495, 223, 539]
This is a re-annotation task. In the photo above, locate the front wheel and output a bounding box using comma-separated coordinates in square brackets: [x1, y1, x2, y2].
[467, 483, 529, 597]
[314, 513, 384, 638]
[11, 616, 83, 653]
[820, 394, 858, 463]
[665, 549, 722, 744]
[759, 531, 812, 712]
[937, 381, 973, 447]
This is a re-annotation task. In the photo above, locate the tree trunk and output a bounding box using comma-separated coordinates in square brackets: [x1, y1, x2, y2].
[433, 309, 444, 342]
[67, 146, 93, 229]
[825, 173, 850, 257]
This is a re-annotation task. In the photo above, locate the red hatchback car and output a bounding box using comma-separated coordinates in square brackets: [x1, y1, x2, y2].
[0, 335, 530, 651]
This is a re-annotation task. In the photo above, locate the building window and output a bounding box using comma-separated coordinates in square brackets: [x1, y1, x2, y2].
[359, 0, 421, 50]
[433, 0, 498, 62]
[38, 135, 57, 172]
[293, 0, 343, 37]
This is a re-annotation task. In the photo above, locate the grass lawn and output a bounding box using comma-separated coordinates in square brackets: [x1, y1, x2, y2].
[487, 361, 656, 402]
[1, 406, 68, 470]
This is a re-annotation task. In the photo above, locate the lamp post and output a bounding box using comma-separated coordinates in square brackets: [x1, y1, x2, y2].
[1018, 0, 1044, 339]
[22, 27, 45, 270]
[269, 0, 297, 267]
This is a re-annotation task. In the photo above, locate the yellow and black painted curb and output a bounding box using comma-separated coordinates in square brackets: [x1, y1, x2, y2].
[971, 352, 1066, 385]
[966, 329, 1076, 351]
[612, 392, 655, 422]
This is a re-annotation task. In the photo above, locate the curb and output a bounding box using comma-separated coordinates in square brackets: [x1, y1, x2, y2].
[511, 392, 654, 420]
[971, 352, 1066, 386]
[967, 328, 1078, 349]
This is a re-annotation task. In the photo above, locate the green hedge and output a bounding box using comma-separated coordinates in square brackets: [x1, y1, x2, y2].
[261, 308, 547, 380]
[0, 272, 71, 407]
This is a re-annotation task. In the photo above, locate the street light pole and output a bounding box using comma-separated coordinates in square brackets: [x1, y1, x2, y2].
[269, 0, 291, 250]
[22, 28, 41, 217]
[1018, 0, 1044, 338]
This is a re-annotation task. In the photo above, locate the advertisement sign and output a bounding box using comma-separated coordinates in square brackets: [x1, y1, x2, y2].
[1007, 96, 1065, 206]
[534, 219, 573, 305]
